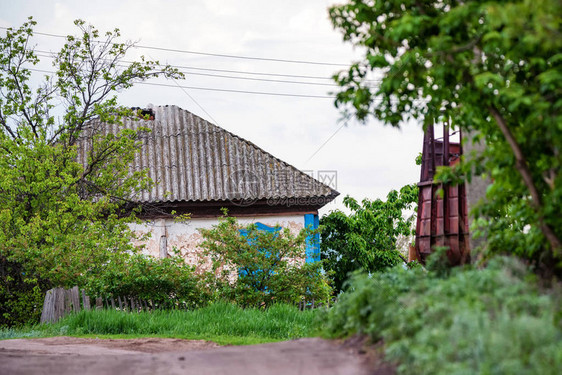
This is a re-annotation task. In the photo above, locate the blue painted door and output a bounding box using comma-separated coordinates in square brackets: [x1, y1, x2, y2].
[304, 214, 320, 263]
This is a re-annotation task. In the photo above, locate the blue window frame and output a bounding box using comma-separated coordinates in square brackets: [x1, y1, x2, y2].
[304, 213, 320, 263]
[239, 222, 279, 237]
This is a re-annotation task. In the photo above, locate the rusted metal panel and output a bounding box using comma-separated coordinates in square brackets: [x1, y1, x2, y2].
[77, 105, 339, 206]
[415, 125, 470, 265]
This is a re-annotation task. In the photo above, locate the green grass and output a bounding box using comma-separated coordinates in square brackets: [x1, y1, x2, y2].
[0, 302, 319, 345]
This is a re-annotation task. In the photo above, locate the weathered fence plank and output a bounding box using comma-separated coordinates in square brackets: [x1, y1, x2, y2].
[54, 287, 66, 322]
[40, 289, 55, 323]
[82, 290, 90, 311]
[70, 286, 80, 313]
[63, 289, 72, 316]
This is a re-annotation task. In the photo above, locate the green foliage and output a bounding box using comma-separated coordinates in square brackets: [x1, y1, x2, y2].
[329, 0, 562, 273]
[1, 302, 318, 345]
[85, 252, 207, 310]
[424, 245, 454, 277]
[0, 19, 182, 326]
[321, 267, 421, 341]
[322, 256, 562, 374]
[0, 259, 47, 328]
[199, 214, 332, 308]
[320, 184, 417, 293]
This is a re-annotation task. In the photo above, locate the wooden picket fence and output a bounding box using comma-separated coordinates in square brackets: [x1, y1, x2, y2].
[40, 287, 154, 324]
[298, 299, 318, 310]
[40, 286, 331, 324]
[40, 287, 86, 324]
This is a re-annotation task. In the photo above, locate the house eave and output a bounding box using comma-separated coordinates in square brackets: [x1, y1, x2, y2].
[133, 194, 338, 219]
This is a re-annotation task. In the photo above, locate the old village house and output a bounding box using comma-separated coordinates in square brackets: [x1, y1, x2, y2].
[78, 104, 339, 267]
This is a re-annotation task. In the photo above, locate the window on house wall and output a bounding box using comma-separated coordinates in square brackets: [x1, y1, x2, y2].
[238, 222, 280, 279]
[239, 219, 320, 263]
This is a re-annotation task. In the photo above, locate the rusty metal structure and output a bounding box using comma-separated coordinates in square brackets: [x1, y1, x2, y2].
[414, 124, 470, 264]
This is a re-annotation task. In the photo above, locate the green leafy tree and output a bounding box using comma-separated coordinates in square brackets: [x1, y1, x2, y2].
[320, 184, 418, 293]
[329, 0, 562, 273]
[0, 18, 182, 326]
[199, 213, 332, 308]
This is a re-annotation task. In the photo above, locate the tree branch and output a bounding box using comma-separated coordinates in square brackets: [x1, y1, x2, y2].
[0, 108, 17, 140]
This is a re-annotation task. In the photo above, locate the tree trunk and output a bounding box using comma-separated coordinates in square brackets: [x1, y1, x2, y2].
[488, 105, 562, 256]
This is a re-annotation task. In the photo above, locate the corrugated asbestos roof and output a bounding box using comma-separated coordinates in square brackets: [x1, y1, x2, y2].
[77, 104, 339, 205]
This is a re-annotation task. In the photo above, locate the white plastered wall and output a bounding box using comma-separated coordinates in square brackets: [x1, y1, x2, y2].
[129, 215, 305, 269]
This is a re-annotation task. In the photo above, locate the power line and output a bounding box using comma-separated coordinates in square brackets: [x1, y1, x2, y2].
[135, 44, 349, 67]
[167, 75, 221, 126]
[150, 47, 225, 139]
[305, 123, 346, 163]
[38, 48, 383, 83]
[33, 52, 341, 87]
[179, 66, 342, 81]
[158, 70, 340, 87]
[28, 68, 336, 99]
[140, 81, 426, 102]
[1, 26, 350, 67]
[28, 68, 427, 103]
[33, 50, 342, 81]
[139, 82, 336, 99]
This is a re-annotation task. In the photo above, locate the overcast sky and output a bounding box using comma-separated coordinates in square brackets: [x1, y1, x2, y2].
[1, 0, 424, 216]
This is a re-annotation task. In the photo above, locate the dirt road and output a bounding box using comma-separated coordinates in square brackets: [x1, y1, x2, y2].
[0, 336, 394, 375]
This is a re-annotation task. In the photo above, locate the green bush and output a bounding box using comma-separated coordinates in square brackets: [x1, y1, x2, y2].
[85, 252, 207, 309]
[2, 250, 207, 327]
[0, 259, 49, 328]
[199, 214, 332, 308]
[321, 266, 422, 341]
[322, 256, 562, 374]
